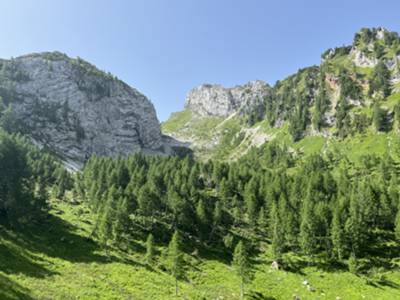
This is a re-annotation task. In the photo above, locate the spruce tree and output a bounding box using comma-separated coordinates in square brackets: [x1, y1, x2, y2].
[112, 197, 130, 247]
[270, 201, 284, 260]
[97, 204, 114, 257]
[370, 60, 391, 97]
[232, 241, 251, 299]
[196, 199, 208, 239]
[167, 231, 184, 296]
[331, 206, 346, 261]
[345, 189, 367, 256]
[300, 194, 317, 257]
[244, 178, 259, 226]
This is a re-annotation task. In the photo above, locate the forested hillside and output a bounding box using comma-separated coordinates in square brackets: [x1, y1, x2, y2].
[1, 27, 400, 300]
[1, 130, 400, 299]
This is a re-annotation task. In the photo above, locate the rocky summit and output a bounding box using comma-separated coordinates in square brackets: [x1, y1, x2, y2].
[185, 80, 271, 118]
[0, 52, 164, 169]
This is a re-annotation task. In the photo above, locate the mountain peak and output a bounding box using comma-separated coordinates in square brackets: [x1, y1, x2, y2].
[185, 80, 270, 118]
[0, 52, 165, 169]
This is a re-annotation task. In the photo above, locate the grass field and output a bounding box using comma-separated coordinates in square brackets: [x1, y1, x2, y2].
[1, 199, 399, 300]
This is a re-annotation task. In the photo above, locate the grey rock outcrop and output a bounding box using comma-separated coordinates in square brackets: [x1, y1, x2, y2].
[351, 48, 378, 67]
[0, 52, 163, 169]
[185, 80, 271, 117]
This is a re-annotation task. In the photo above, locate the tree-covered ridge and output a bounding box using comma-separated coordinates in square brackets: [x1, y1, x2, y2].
[265, 28, 400, 140]
[163, 27, 400, 159]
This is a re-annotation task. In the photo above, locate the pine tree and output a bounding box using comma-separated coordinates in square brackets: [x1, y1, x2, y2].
[97, 204, 114, 257]
[257, 206, 268, 232]
[345, 189, 367, 256]
[300, 194, 317, 257]
[137, 184, 157, 216]
[145, 233, 155, 265]
[112, 197, 130, 248]
[232, 241, 251, 299]
[213, 201, 222, 227]
[167, 231, 184, 296]
[196, 199, 208, 239]
[270, 201, 284, 260]
[331, 206, 346, 261]
[370, 60, 392, 97]
[244, 178, 259, 226]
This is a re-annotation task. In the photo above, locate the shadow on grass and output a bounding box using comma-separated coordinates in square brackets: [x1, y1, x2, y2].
[1, 214, 106, 264]
[247, 291, 277, 300]
[0, 242, 57, 279]
[0, 273, 34, 300]
[378, 278, 400, 289]
[0, 212, 149, 279]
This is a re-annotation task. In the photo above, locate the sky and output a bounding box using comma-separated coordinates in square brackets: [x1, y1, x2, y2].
[1, 0, 400, 121]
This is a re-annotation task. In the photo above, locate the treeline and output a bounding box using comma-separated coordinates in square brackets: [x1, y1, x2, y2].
[0, 130, 65, 224]
[72, 141, 400, 266]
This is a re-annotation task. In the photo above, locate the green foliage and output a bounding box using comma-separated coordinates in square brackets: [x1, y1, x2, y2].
[0, 105, 21, 134]
[370, 61, 392, 97]
[373, 102, 388, 132]
[145, 233, 155, 265]
[313, 73, 330, 130]
[167, 231, 184, 295]
[270, 201, 284, 260]
[0, 130, 60, 224]
[232, 241, 251, 299]
[348, 253, 359, 274]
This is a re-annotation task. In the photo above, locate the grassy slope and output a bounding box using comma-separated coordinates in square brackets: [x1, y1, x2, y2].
[1, 199, 399, 300]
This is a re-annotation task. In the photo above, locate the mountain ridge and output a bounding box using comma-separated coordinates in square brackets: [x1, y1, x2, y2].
[163, 27, 400, 160]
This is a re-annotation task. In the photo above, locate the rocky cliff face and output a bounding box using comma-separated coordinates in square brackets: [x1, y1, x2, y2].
[0, 52, 164, 169]
[185, 80, 271, 117]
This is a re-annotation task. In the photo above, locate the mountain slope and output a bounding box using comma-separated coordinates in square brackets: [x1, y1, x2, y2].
[0, 52, 165, 169]
[163, 27, 400, 160]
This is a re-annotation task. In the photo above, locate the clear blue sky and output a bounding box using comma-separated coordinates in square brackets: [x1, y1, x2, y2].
[1, 0, 399, 121]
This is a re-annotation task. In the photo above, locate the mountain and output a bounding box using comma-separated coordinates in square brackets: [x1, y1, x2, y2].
[0, 52, 167, 169]
[163, 27, 400, 160]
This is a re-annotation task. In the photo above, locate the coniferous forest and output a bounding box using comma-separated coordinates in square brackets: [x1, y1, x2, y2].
[1, 126, 400, 299]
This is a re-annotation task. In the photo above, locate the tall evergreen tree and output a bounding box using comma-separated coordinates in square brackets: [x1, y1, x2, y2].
[167, 231, 184, 296]
[232, 241, 251, 299]
[370, 60, 392, 97]
[270, 201, 284, 260]
[331, 205, 346, 261]
[300, 194, 317, 257]
[112, 197, 130, 247]
[345, 189, 367, 256]
[97, 204, 114, 257]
